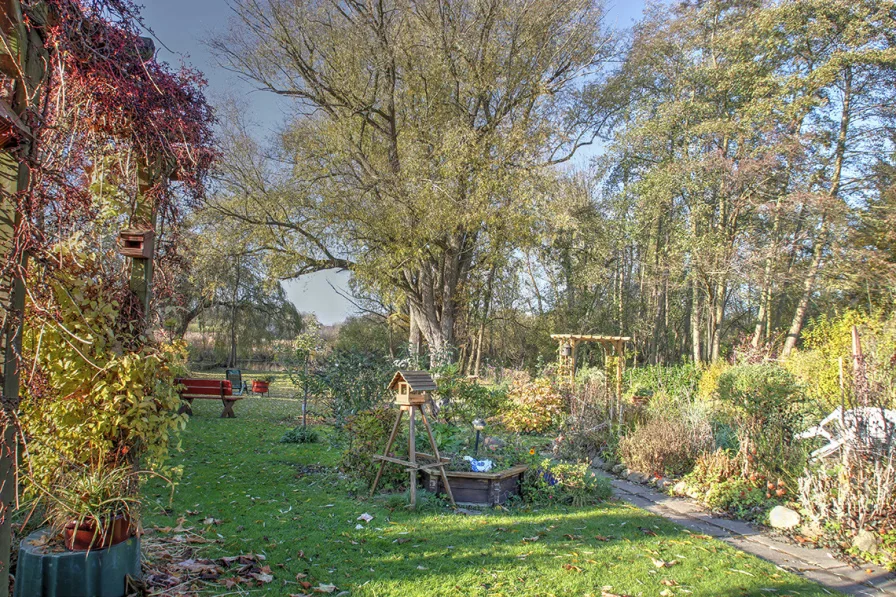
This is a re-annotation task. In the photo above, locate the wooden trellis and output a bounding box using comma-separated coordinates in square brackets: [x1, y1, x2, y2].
[551, 334, 630, 423]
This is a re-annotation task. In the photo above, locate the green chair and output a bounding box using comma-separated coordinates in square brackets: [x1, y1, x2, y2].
[225, 369, 247, 396]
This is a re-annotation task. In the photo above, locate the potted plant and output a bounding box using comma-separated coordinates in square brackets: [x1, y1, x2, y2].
[47, 464, 139, 551]
[252, 375, 273, 395]
[14, 463, 155, 597]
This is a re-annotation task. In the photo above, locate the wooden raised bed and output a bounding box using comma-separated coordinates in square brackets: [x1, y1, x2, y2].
[421, 464, 528, 506]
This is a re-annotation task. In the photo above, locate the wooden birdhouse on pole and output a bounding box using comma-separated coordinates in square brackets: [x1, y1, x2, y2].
[388, 370, 436, 406]
[370, 371, 455, 508]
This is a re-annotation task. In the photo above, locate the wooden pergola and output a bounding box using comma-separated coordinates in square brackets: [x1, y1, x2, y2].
[551, 334, 630, 419]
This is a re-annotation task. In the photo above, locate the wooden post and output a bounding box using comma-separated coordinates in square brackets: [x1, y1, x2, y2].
[615, 340, 624, 427]
[369, 408, 403, 497]
[419, 407, 455, 506]
[408, 405, 416, 508]
[129, 159, 158, 319]
[0, 3, 46, 592]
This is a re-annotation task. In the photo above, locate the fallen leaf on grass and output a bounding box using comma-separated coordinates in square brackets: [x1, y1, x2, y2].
[652, 558, 678, 568]
[357, 513, 374, 522]
[176, 559, 218, 574]
[314, 583, 337, 593]
[594, 535, 611, 542]
[202, 517, 221, 526]
[220, 554, 258, 566]
[522, 536, 539, 543]
[562, 564, 582, 572]
[661, 579, 678, 586]
[251, 572, 274, 583]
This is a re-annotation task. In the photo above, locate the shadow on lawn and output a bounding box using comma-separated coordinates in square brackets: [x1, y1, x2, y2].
[339, 507, 815, 592]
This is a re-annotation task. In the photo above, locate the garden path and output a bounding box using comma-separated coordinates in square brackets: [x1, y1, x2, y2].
[595, 471, 896, 596]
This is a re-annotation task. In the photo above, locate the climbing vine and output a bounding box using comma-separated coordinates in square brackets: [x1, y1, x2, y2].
[0, 0, 215, 523]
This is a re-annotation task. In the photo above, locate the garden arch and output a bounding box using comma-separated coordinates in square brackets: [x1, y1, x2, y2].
[551, 334, 630, 421]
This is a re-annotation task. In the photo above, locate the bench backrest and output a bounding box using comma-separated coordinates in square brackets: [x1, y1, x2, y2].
[177, 379, 233, 397]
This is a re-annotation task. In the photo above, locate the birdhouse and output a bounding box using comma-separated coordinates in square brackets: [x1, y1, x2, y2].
[118, 229, 154, 259]
[388, 370, 437, 406]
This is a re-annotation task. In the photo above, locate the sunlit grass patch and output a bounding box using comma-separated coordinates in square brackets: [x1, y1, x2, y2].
[143, 397, 839, 596]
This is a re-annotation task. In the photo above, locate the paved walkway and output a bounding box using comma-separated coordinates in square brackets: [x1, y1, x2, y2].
[596, 471, 896, 596]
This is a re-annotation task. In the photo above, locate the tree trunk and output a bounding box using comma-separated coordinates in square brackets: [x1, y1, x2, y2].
[474, 264, 497, 377]
[691, 278, 702, 363]
[711, 280, 726, 362]
[782, 230, 825, 357]
[782, 67, 851, 356]
[227, 256, 241, 368]
[408, 305, 422, 364]
[752, 189, 784, 348]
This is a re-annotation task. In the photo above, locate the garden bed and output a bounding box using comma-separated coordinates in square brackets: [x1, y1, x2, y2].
[421, 464, 528, 506]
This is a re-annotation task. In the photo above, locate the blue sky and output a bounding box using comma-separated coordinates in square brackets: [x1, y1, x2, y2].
[139, 0, 649, 324]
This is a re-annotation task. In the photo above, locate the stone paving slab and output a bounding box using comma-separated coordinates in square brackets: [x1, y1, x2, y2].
[596, 470, 896, 596]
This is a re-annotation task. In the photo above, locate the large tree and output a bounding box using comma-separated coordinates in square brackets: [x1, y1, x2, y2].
[207, 0, 617, 362]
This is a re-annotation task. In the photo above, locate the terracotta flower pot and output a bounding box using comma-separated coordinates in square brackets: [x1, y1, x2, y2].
[252, 380, 269, 394]
[63, 515, 133, 551]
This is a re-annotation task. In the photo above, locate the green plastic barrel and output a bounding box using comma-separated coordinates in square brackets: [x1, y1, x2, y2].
[14, 529, 140, 597]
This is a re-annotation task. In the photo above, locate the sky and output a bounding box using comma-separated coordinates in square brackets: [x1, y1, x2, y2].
[138, 0, 649, 324]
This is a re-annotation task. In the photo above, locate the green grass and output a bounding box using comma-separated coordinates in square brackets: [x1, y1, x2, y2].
[143, 397, 839, 596]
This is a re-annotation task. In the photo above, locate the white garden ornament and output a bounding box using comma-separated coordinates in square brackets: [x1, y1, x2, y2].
[796, 406, 896, 459]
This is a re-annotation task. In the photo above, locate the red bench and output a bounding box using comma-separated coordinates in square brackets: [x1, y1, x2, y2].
[176, 379, 243, 418]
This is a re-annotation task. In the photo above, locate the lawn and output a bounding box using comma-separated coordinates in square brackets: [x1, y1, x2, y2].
[143, 396, 839, 597]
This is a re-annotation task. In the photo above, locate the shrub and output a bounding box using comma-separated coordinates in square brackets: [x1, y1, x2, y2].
[317, 349, 393, 429]
[684, 449, 741, 489]
[697, 360, 730, 402]
[424, 422, 468, 454]
[340, 406, 407, 490]
[682, 450, 779, 520]
[626, 363, 701, 402]
[618, 416, 713, 476]
[522, 459, 612, 506]
[436, 368, 509, 427]
[556, 370, 615, 462]
[786, 310, 896, 410]
[20, 243, 186, 508]
[716, 363, 808, 479]
[703, 477, 776, 520]
[798, 455, 896, 538]
[280, 427, 319, 444]
[498, 377, 566, 433]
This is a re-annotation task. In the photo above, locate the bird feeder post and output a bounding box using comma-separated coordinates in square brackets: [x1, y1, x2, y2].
[408, 404, 416, 506]
[124, 157, 161, 322]
[370, 371, 455, 508]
